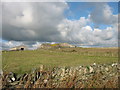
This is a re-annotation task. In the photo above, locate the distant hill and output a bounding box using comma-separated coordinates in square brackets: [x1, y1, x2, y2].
[38, 43, 76, 49]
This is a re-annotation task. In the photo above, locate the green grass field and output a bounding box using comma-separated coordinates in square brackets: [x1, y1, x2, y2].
[2, 47, 118, 74]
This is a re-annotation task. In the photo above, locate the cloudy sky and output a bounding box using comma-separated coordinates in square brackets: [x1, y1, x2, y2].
[1, 1, 119, 50]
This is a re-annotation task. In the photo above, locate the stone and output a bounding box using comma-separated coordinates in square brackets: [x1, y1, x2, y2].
[93, 63, 96, 66]
[44, 79, 48, 83]
[11, 77, 15, 82]
[89, 66, 94, 73]
[10, 81, 19, 86]
[61, 68, 65, 77]
[105, 67, 109, 72]
[40, 65, 44, 72]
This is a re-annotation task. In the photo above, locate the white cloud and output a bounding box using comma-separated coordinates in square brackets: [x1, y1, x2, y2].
[32, 42, 42, 50]
[2, 41, 23, 50]
[57, 18, 118, 46]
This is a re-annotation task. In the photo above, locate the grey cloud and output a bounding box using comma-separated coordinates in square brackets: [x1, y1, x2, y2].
[2, 2, 68, 41]
[89, 3, 118, 25]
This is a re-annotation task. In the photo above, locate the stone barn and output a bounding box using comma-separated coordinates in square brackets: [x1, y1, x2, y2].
[9, 45, 27, 51]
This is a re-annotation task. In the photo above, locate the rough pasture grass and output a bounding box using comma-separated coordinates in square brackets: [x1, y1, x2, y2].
[2, 47, 118, 74]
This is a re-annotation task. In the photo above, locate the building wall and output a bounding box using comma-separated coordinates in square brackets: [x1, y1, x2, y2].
[10, 46, 27, 51]
[9, 48, 17, 51]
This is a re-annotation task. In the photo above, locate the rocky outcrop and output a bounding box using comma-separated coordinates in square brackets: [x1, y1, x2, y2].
[39, 43, 76, 49]
[2, 63, 119, 88]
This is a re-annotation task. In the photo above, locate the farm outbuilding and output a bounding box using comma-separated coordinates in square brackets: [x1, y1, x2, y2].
[9, 45, 27, 51]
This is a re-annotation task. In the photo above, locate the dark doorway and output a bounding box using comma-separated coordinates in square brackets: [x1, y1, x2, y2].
[21, 48, 24, 50]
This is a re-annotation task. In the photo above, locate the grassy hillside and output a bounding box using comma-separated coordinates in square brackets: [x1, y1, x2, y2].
[2, 47, 118, 74]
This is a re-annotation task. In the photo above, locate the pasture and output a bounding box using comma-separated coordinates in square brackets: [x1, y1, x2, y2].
[2, 47, 118, 74]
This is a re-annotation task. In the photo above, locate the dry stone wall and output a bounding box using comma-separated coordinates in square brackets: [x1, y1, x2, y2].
[2, 63, 119, 88]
